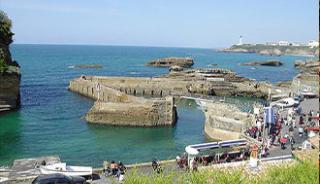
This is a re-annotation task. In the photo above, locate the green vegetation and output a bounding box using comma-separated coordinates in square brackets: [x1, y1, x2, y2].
[0, 49, 8, 73]
[124, 161, 319, 184]
[0, 10, 14, 74]
[0, 10, 14, 44]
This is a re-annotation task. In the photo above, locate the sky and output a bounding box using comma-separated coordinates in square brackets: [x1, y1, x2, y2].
[0, 0, 318, 48]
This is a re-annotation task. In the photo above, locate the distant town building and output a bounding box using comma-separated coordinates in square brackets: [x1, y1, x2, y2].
[307, 40, 319, 48]
[289, 42, 301, 46]
[278, 41, 290, 46]
[266, 42, 278, 46]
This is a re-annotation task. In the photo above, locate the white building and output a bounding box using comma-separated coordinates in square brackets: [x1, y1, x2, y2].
[266, 42, 277, 46]
[290, 42, 301, 46]
[278, 41, 289, 46]
[307, 40, 319, 48]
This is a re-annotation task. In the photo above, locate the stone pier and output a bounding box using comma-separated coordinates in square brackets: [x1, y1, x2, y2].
[68, 68, 279, 128]
[85, 96, 176, 126]
[68, 77, 177, 126]
[202, 101, 254, 140]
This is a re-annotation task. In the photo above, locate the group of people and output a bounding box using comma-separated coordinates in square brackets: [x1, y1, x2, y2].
[104, 160, 127, 181]
[151, 159, 163, 174]
[246, 102, 320, 153]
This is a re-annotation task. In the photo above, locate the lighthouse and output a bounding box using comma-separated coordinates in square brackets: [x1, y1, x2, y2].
[238, 35, 243, 45]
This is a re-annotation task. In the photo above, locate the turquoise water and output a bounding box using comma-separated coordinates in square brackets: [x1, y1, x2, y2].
[0, 44, 307, 167]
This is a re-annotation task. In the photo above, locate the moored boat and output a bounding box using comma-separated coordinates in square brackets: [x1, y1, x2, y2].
[39, 163, 92, 176]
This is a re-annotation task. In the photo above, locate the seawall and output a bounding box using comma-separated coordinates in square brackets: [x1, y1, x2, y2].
[202, 101, 253, 140]
[80, 73, 273, 99]
[68, 77, 177, 126]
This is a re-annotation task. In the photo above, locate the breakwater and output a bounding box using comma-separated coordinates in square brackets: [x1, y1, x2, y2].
[68, 68, 282, 132]
[202, 101, 253, 140]
[69, 77, 177, 126]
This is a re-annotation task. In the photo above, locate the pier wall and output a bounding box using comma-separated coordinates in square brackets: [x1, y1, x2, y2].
[68, 77, 177, 126]
[85, 97, 176, 126]
[291, 73, 319, 95]
[84, 76, 270, 98]
[202, 102, 253, 140]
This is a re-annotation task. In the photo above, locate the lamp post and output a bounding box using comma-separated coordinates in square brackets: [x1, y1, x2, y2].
[95, 79, 101, 110]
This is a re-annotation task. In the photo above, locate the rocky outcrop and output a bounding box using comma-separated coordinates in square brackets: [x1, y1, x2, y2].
[0, 11, 20, 113]
[169, 65, 183, 72]
[146, 57, 194, 68]
[222, 44, 318, 56]
[294, 60, 319, 74]
[240, 60, 283, 67]
[202, 101, 253, 140]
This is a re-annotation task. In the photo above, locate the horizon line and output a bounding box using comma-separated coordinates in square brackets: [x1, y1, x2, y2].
[11, 43, 227, 50]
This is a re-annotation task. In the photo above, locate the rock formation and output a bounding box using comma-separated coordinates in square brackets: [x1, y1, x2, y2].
[169, 65, 184, 72]
[146, 57, 194, 68]
[240, 60, 283, 67]
[0, 11, 20, 113]
[294, 60, 319, 74]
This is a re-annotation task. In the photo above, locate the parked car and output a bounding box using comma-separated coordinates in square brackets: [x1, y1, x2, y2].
[271, 98, 299, 109]
[32, 173, 86, 184]
[301, 89, 318, 98]
[294, 95, 303, 102]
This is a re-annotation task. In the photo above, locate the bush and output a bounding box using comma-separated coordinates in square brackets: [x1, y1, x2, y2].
[261, 161, 319, 184]
[0, 10, 13, 44]
[0, 58, 8, 73]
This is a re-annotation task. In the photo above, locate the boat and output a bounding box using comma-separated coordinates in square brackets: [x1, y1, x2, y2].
[0, 177, 9, 182]
[39, 162, 92, 176]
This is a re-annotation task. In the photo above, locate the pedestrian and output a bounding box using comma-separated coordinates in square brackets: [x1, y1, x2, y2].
[289, 136, 295, 150]
[298, 126, 304, 137]
[191, 159, 198, 172]
[292, 116, 296, 128]
[299, 116, 304, 125]
[280, 137, 287, 150]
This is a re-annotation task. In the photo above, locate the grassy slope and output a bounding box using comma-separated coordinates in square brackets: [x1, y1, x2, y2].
[124, 161, 319, 184]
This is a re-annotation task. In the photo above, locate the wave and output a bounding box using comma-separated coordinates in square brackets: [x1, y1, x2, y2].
[129, 71, 141, 75]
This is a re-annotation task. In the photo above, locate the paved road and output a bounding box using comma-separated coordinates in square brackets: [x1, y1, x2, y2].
[266, 98, 318, 158]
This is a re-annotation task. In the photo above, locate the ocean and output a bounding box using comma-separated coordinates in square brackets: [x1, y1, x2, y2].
[0, 44, 309, 167]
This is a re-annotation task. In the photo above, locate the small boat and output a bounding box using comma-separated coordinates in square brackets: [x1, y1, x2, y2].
[40, 163, 92, 176]
[0, 177, 9, 182]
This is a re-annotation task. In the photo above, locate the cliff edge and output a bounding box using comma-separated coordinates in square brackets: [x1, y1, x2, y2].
[0, 10, 20, 112]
